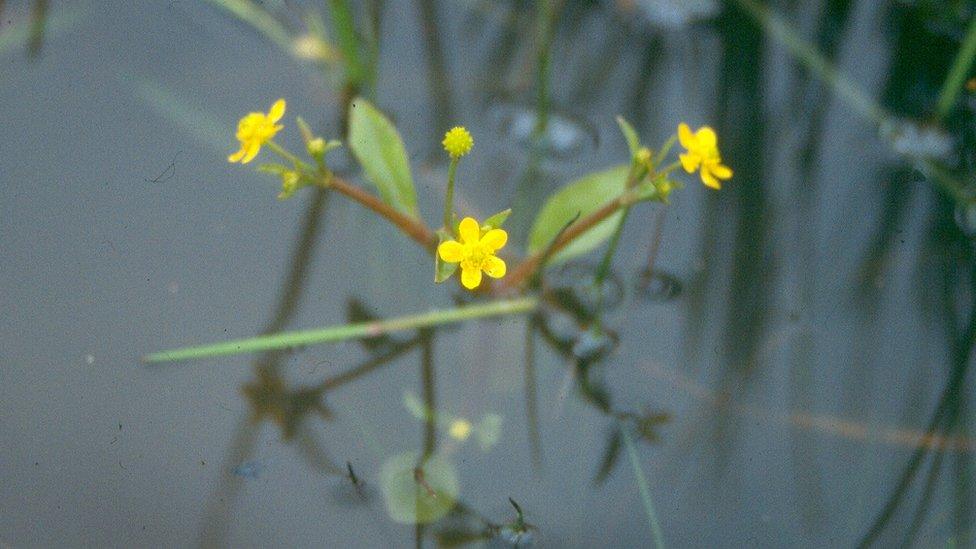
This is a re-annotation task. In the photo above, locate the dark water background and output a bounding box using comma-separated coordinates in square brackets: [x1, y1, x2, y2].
[1, 0, 975, 547]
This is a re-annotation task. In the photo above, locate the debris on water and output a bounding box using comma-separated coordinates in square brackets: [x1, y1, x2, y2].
[490, 99, 597, 158]
[233, 460, 265, 479]
[637, 268, 683, 302]
[84, 354, 95, 365]
[879, 118, 953, 160]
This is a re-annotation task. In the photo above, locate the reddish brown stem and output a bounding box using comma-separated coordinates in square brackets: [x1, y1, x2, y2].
[319, 175, 438, 251]
[501, 196, 625, 290]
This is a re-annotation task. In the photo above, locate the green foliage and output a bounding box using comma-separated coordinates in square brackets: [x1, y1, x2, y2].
[348, 98, 419, 217]
[379, 451, 458, 524]
[482, 208, 512, 231]
[616, 116, 640, 157]
[527, 165, 630, 265]
[434, 228, 459, 284]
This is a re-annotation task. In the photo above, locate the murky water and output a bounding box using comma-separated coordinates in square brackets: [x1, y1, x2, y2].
[1, 1, 974, 547]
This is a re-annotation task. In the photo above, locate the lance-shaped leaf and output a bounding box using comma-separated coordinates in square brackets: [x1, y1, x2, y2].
[348, 98, 418, 217]
[527, 165, 629, 265]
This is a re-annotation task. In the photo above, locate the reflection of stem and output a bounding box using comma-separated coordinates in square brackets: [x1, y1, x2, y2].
[533, 0, 556, 136]
[642, 207, 668, 277]
[145, 297, 538, 362]
[317, 338, 421, 392]
[420, 330, 437, 460]
[524, 320, 542, 469]
[417, 0, 454, 136]
[856, 303, 976, 548]
[27, 0, 48, 58]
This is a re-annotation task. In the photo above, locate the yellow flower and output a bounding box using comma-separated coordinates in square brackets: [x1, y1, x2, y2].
[228, 99, 287, 164]
[677, 122, 733, 190]
[437, 217, 507, 290]
[442, 126, 473, 159]
[448, 419, 472, 441]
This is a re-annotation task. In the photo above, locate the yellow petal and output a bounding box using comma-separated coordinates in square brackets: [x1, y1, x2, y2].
[240, 141, 262, 164]
[711, 163, 733, 180]
[437, 240, 464, 263]
[458, 217, 481, 244]
[678, 123, 694, 149]
[460, 266, 482, 289]
[679, 152, 699, 173]
[480, 228, 507, 251]
[700, 169, 721, 190]
[268, 99, 286, 123]
[695, 126, 717, 149]
[228, 147, 247, 163]
[483, 256, 506, 278]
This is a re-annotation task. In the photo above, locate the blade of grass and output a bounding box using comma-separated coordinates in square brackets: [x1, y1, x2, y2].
[144, 297, 538, 363]
[622, 428, 666, 549]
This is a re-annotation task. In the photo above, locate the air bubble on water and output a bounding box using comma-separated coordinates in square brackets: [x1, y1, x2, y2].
[637, 269, 682, 303]
[490, 100, 596, 159]
[954, 200, 976, 238]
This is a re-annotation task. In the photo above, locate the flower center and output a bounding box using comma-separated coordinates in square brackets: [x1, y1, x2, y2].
[461, 242, 490, 271]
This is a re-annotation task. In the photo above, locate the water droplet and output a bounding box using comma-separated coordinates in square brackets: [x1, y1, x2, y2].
[490, 99, 596, 158]
[637, 269, 682, 302]
[954, 200, 976, 238]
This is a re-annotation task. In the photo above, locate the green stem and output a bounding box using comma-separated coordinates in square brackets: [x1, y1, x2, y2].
[622, 428, 666, 549]
[443, 157, 458, 230]
[936, 15, 976, 120]
[266, 140, 308, 170]
[143, 297, 538, 363]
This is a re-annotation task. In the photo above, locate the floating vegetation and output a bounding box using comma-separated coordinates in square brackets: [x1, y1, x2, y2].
[379, 451, 459, 524]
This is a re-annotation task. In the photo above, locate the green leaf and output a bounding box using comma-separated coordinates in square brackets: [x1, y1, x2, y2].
[482, 208, 512, 230]
[616, 116, 640, 156]
[527, 165, 629, 265]
[434, 228, 459, 284]
[348, 98, 418, 217]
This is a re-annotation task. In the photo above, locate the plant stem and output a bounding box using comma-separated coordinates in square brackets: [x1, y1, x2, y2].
[936, 15, 976, 120]
[317, 174, 438, 250]
[266, 140, 306, 169]
[443, 157, 458, 230]
[503, 196, 626, 290]
[143, 297, 539, 363]
[622, 428, 666, 549]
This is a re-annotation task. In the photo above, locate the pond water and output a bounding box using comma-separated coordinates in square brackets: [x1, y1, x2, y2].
[1, 0, 974, 547]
